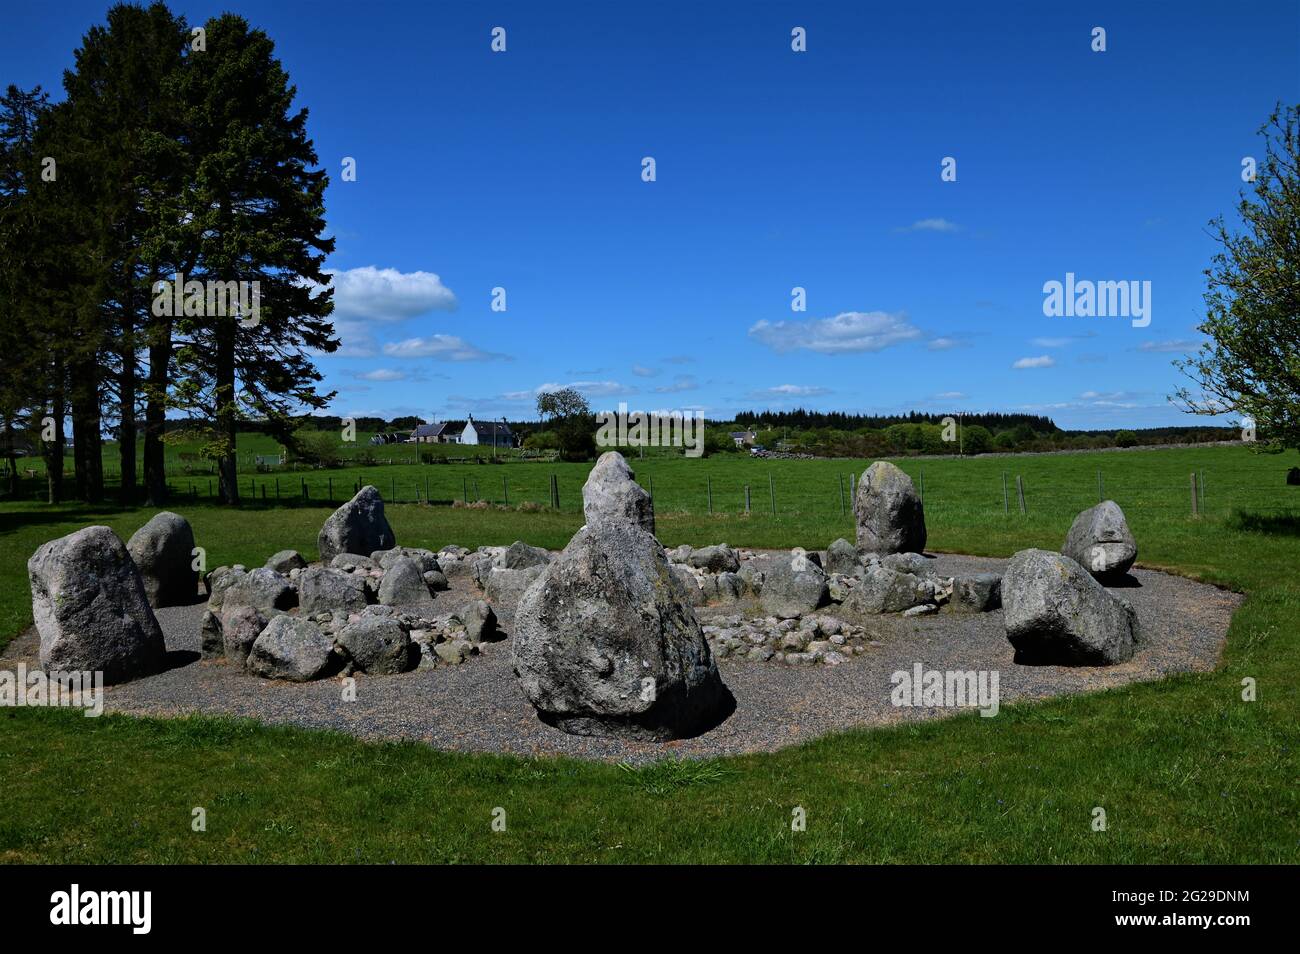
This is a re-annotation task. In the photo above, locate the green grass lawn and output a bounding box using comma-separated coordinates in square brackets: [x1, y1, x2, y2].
[0, 444, 1297, 863]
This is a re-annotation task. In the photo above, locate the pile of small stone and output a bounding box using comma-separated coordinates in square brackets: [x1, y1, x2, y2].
[702, 613, 876, 666]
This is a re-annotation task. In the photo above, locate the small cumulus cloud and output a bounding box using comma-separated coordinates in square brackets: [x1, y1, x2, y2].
[749, 311, 924, 355]
[323, 266, 457, 322]
[352, 368, 410, 382]
[897, 218, 962, 233]
[632, 364, 659, 377]
[1136, 339, 1198, 353]
[382, 335, 507, 361]
[523, 380, 636, 398]
[653, 374, 699, 393]
[748, 384, 833, 399]
[1033, 332, 1096, 348]
[1013, 355, 1055, 369]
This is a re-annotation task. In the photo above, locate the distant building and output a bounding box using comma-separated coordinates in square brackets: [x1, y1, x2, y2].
[461, 415, 514, 448]
[410, 421, 465, 444]
[729, 430, 757, 447]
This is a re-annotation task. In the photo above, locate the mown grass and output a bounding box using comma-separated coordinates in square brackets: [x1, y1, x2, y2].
[0, 444, 1297, 863]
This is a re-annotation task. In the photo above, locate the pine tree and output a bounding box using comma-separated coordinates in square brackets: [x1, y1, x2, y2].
[169, 13, 337, 503]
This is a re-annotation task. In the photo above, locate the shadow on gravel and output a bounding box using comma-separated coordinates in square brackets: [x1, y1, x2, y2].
[1103, 574, 1143, 588]
[160, 649, 200, 673]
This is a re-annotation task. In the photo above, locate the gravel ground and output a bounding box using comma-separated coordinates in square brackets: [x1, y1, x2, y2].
[3, 552, 1241, 764]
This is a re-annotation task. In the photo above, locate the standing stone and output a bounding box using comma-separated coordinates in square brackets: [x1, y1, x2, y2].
[583, 451, 654, 535]
[514, 521, 725, 740]
[759, 551, 829, 619]
[246, 616, 338, 681]
[854, 461, 926, 555]
[126, 511, 198, 607]
[318, 485, 395, 562]
[1002, 549, 1141, 665]
[28, 526, 167, 683]
[1062, 500, 1137, 580]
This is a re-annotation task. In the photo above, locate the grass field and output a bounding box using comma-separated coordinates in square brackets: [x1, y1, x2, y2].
[0, 444, 1297, 863]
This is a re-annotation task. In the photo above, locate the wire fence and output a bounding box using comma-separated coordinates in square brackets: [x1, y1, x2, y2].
[8, 453, 1296, 529]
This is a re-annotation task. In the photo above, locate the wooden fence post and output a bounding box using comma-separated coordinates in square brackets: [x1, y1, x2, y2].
[838, 474, 845, 517]
[1002, 472, 1009, 515]
[503, 475, 509, 506]
[1190, 472, 1199, 517]
[706, 476, 712, 515]
[744, 485, 751, 514]
[769, 473, 776, 516]
[1097, 469, 1103, 502]
[1016, 475, 1026, 515]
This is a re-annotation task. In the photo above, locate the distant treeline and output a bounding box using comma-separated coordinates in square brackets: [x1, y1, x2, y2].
[732, 409, 1061, 433]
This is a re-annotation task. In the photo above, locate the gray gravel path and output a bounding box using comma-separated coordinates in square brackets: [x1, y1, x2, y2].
[3, 552, 1240, 764]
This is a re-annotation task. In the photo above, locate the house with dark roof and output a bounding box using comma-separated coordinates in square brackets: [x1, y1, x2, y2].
[461, 415, 514, 448]
[410, 421, 465, 443]
[729, 430, 757, 447]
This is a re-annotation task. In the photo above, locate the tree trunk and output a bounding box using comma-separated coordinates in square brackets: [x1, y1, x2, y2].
[143, 326, 170, 505]
[47, 357, 65, 504]
[215, 317, 239, 505]
[118, 287, 137, 505]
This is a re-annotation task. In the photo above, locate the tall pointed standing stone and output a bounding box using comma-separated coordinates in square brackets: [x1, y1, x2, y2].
[513, 452, 725, 739]
[854, 461, 926, 554]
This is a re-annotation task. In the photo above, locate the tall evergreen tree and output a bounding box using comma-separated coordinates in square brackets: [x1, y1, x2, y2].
[169, 13, 336, 503]
[59, 2, 190, 504]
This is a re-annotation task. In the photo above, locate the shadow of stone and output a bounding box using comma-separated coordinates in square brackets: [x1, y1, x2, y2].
[159, 649, 200, 673]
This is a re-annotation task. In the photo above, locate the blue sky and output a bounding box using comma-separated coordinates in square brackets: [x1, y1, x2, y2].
[6, 0, 1299, 428]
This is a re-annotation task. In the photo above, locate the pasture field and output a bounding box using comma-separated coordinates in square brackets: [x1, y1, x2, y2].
[0, 443, 1296, 863]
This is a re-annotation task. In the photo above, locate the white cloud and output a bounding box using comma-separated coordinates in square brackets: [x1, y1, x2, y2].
[927, 336, 967, 351]
[749, 311, 924, 355]
[1033, 332, 1095, 348]
[632, 364, 659, 377]
[353, 368, 408, 382]
[324, 266, 457, 322]
[749, 384, 833, 398]
[382, 335, 505, 361]
[528, 380, 636, 398]
[653, 374, 698, 393]
[934, 391, 966, 400]
[1136, 339, 1198, 353]
[1012, 355, 1056, 369]
[898, 218, 962, 233]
